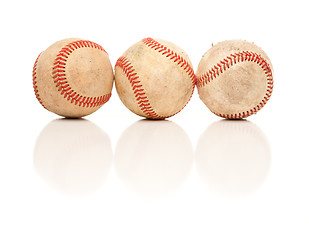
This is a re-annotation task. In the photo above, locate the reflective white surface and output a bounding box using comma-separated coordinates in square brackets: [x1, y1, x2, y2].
[1, 115, 309, 240]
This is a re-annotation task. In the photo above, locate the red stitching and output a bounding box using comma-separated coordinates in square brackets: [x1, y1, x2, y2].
[196, 51, 273, 119]
[116, 56, 163, 119]
[142, 38, 196, 85]
[32, 53, 46, 109]
[52, 40, 111, 108]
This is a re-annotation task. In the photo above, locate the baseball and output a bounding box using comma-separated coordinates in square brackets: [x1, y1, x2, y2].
[196, 40, 274, 119]
[114, 38, 196, 119]
[32, 38, 114, 118]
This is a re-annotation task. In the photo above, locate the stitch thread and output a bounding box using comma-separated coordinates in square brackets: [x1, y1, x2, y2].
[142, 38, 196, 85]
[32, 53, 46, 109]
[51, 40, 111, 108]
[116, 56, 163, 119]
[196, 51, 273, 119]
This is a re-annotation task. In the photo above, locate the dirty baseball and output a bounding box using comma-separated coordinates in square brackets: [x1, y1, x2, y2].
[196, 40, 273, 119]
[32, 38, 114, 118]
[115, 38, 196, 119]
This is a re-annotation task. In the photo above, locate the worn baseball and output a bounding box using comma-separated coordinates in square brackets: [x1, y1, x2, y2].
[115, 38, 196, 119]
[33, 38, 114, 118]
[196, 40, 274, 119]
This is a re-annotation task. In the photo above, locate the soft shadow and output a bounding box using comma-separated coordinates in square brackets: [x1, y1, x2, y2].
[195, 120, 271, 197]
[33, 118, 112, 196]
[115, 119, 193, 198]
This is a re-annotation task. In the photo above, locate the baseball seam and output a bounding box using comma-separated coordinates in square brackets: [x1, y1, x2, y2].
[196, 51, 273, 119]
[142, 38, 196, 85]
[32, 53, 46, 109]
[116, 56, 163, 119]
[33, 40, 112, 109]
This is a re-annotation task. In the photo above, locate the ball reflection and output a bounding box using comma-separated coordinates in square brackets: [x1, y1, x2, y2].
[33, 119, 112, 196]
[196, 120, 271, 196]
[115, 120, 193, 197]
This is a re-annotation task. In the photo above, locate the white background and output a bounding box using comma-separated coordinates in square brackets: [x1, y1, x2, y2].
[1, 0, 308, 239]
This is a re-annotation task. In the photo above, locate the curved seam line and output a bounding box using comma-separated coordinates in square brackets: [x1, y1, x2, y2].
[32, 53, 47, 109]
[142, 38, 196, 85]
[115, 56, 164, 119]
[50, 40, 110, 108]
